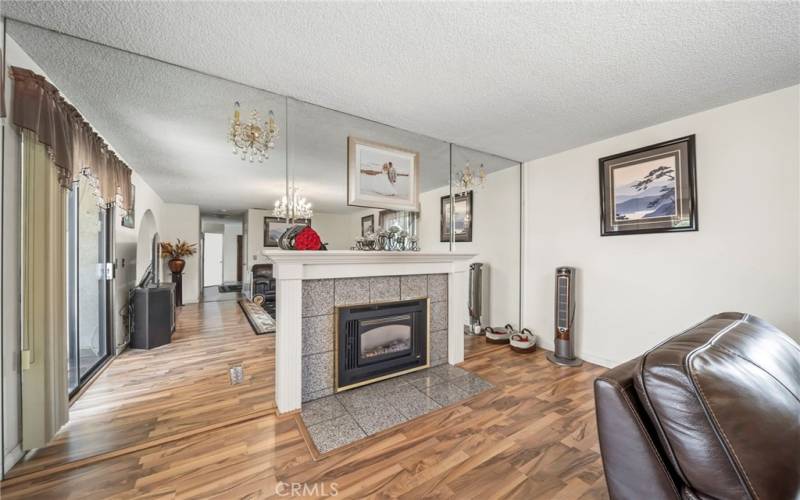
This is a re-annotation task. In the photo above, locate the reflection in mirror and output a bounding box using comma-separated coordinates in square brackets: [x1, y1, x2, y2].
[450, 145, 522, 358]
[286, 98, 450, 251]
[1, 17, 522, 479]
[6, 21, 288, 216]
[4, 20, 287, 474]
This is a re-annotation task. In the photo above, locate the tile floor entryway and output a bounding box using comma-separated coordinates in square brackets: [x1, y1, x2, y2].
[300, 364, 493, 454]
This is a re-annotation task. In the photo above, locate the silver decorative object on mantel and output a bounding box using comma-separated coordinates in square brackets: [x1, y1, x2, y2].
[352, 225, 419, 252]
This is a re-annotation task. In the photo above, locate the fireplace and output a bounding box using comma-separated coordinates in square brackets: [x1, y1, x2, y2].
[336, 298, 429, 391]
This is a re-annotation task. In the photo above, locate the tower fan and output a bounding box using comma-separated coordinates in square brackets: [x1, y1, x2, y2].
[546, 267, 583, 367]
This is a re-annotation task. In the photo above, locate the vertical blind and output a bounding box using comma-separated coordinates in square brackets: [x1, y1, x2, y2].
[20, 129, 69, 450]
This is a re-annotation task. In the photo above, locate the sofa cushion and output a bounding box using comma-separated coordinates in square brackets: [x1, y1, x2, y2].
[634, 312, 800, 500]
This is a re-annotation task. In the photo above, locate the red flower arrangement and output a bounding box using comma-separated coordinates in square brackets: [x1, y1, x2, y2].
[293, 226, 322, 250]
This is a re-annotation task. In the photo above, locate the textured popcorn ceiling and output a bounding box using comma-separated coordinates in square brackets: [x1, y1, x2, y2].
[3, 1, 799, 211]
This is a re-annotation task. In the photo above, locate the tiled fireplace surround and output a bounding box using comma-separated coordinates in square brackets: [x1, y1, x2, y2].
[301, 274, 449, 402]
[265, 250, 475, 413]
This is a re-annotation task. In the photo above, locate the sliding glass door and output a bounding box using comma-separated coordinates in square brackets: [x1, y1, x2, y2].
[67, 175, 112, 395]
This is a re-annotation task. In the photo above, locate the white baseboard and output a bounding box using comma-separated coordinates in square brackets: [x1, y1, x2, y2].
[536, 338, 618, 369]
[576, 350, 617, 369]
[3, 443, 23, 476]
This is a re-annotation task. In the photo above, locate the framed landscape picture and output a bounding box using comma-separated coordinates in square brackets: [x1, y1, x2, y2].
[440, 191, 473, 242]
[361, 214, 374, 236]
[599, 135, 697, 236]
[264, 217, 310, 247]
[348, 137, 420, 212]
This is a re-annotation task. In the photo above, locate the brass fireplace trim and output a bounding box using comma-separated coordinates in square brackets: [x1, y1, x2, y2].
[334, 297, 431, 393]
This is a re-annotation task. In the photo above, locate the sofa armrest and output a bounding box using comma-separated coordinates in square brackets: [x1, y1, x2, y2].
[595, 357, 681, 500]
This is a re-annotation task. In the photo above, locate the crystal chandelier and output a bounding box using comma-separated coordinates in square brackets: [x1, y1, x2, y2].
[228, 101, 279, 162]
[453, 161, 486, 195]
[273, 187, 313, 221]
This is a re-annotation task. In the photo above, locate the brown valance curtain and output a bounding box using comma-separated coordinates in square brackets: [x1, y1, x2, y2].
[10, 66, 133, 211]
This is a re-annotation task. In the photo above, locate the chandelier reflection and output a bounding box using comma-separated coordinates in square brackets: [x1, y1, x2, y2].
[453, 161, 486, 195]
[228, 101, 279, 162]
[273, 187, 313, 221]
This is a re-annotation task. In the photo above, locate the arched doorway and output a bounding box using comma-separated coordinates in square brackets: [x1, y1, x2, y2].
[136, 209, 158, 283]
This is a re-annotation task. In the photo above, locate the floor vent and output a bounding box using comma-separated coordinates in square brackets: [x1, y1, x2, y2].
[229, 365, 244, 385]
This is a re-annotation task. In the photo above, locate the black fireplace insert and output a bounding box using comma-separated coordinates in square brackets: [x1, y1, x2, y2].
[336, 298, 428, 391]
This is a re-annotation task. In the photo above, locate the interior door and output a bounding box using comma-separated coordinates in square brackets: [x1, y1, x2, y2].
[203, 233, 224, 287]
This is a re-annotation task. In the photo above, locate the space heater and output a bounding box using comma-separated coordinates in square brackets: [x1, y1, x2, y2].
[546, 267, 583, 367]
[464, 262, 487, 335]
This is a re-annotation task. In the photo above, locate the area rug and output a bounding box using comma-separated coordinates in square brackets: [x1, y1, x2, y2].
[238, 299, 276, 335]
[219, 283, 243, 293]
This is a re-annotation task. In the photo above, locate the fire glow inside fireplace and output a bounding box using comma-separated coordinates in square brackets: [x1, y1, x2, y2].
[336, 298, 429, 391]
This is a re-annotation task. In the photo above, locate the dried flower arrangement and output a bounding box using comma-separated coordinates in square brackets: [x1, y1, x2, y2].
[159, 239, 197, 259]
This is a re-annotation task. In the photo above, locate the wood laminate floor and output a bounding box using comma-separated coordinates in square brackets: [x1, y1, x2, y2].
[6, 300, 275, 479]
[2, 308, 608, 499]
[464, 333, 507, 359]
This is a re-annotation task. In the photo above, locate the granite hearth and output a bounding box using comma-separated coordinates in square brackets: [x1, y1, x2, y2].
[300, 364, 493, 454]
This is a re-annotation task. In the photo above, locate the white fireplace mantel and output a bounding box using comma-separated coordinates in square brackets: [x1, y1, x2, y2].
[263, 250, 476, 413]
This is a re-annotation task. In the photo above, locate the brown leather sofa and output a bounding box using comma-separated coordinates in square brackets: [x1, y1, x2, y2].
[594, 312, 799, 500]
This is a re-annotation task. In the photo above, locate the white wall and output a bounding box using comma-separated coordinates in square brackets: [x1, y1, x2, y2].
[312, 212, 353, 250]
[523, 85, 800, 368]
[161, 203, 201, 304]
[114, 172, 164, 351]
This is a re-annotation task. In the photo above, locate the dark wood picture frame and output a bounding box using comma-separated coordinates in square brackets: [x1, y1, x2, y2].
[361, 214, 375, 236]
[264, 216, 311, 247]
[440, 191, 473, 242]
[599, 135, 697, 236]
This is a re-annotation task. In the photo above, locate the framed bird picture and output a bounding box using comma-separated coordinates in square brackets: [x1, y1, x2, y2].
[347, 137, 420, 212]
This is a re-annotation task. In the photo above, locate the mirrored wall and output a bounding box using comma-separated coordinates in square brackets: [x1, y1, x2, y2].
[284, 98, 522, 337]
[3, 18, 522, 473]
[450, 145, 522, 340]
[286, 97, 451, 252]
